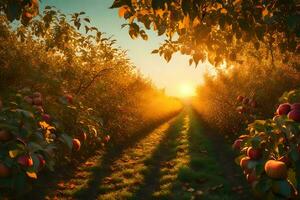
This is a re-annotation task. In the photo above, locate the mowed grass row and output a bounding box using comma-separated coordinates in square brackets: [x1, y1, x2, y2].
[28, 108, 250, 199]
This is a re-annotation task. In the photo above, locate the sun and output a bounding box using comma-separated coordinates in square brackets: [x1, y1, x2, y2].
[178, 83, 197, 98]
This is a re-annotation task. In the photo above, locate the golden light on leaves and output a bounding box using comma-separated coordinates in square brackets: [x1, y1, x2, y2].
[118, 6, 129, 18]
[221, 8, 228, 14]
[26, 171, 37, 179]
[262, 9, 269, 17]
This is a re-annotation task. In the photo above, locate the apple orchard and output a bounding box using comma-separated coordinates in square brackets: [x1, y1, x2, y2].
[0, 0, 299, 199]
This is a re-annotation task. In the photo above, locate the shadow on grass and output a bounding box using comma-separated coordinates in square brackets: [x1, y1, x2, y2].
[23, 111, 181, 200]
[187, 108, 253, 200]
[128, 112, 185, 200]
[72, 112, 182, 199]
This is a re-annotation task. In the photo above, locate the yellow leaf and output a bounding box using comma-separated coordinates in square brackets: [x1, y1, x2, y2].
[178, 21, 184, 30]
[221, 8, 228, 14]
[26, 171, 37, 179]
[183, 15, 190, 29]
[155, 9, 164, 18]
[233, 0, 242, 5]
[129, 15, 135, 24]
[153, 23, 157, 31]
[39, 121, 55, 131]
[216, 3, 223, 9]
[192, 17, 201, 27]
[140, 10, 149, 15]
[118, 6, 129, 18]
[262, 9, 268, 17]
[9, 150, 20, 158]
[39, 121, 50, 129]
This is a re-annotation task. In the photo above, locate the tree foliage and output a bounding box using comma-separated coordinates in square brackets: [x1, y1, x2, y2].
[111, 0, 299, 66]
[0, 7, 181, 196]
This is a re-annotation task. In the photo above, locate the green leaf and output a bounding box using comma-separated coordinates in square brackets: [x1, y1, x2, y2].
[152, 0, 167, 10]
[59, 133, 73, 150]
[273, 180, 291, 198]
[0, 177, 12, 188]
[31, 153, 40, 171]
[289, 148, 299, 162]
[253, 177, 272, 194]
[251, 136, 261, 148]
[15, 109, 34, 119]
[28, 142, 44, 153]
[12, 172, 29, 195]
[110, 0, 132, 8]
[181, 0, 191, 15]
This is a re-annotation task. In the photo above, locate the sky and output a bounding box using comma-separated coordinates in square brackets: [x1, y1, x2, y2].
[40, 0, 212, 96]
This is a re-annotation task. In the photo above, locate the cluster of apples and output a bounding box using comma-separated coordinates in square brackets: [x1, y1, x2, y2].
[0, 135, 46, 179]
[0, 96, 46, 178]
[233, 137, 261, 184]
[234, 137, 295, 197]
[236, 95, 257, 114]
[24, 92, 54, 124]
[232, 102, 300, 198]
[24, 91, 45, 112]
[0, 153, 46, 178]
[0, 128, 13, 178]
[276, 103, 300, 122]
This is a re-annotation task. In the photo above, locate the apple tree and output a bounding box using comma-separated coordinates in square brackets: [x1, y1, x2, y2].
[233, 89, 300, 199]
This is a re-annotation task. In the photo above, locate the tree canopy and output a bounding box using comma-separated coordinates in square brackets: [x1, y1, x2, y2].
[111, 0, 299, 66]
[0, 0, 299, 66]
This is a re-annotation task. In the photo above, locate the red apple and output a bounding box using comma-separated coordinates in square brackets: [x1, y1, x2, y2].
[247, 147, 262, 160]
[288, 110, 300, 122]
[104, 135, 110, 143]
[0, 162, 11, 178]
[17, 155, 33, 167]
[79, 131, 87, 142]
[64, 94, 73, 104]
[291, 103, 300, 111]
[276, 103, 291, 116]
[33, 92, 42, 98]
[250, 100, 257, 108]
[240, 157, 251, 170]
[37, 154, 46, 170]
[246, 171, 257, 184]
[264, 160, 287, 179]
[42, 114, 51, 122]
[23, 96, 33, 104]
[237, 95, 244, 102]
[33, 97, 42, 106]
[0, 130, 12, 141]
[243, 98, 249, 104]
[232, 139, 243, 150]
[72, 138, 81, 151]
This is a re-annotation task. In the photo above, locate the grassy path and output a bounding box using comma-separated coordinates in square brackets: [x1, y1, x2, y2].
[27, 107, 252, 200]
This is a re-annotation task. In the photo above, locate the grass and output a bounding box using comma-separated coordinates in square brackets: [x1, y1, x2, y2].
[26, 107, 251, 199]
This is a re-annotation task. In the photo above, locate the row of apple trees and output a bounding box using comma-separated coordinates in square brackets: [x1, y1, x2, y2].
[0, 4, 181, 197]
[109, 0, 300, 199]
